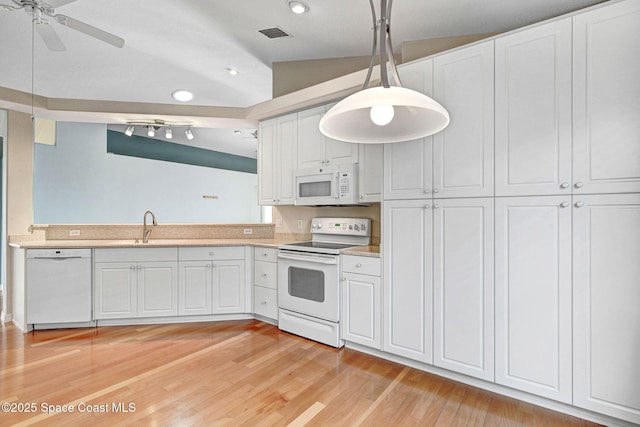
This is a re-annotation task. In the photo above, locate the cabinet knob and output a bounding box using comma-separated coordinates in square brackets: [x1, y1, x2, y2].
[560, 201, 570, 208]
[574, 201, 584, 208]
[261, 273, 268, 277]
[574, 182, 584, 189]
[130, 265, 136, 270]
[261, 300, 268, 305]
[212, 264, 217, 268]
[206, 264, 211, 268]
[433, 204, 440, 210]
[423, 189, 430, 194]
[356, 263, 362, 268]
[341, 277, 347, 281]
[137, 265, 142, 270]
[263, 253, 268, 257]
[209, 252, 214, 256]
[433, 188, 440, 193]
[560, 182, 569, 189]
[424, 204, 431, 209]
[360, 195, 364, 199]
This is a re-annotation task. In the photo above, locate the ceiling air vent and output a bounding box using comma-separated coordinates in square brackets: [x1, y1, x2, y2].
[259, 27, 291, 39]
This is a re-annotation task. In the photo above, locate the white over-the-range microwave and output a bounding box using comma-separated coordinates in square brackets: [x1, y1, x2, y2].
[294, 164, 365, 206]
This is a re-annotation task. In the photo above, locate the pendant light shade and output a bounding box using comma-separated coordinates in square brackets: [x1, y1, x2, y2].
[319, 0, 450, 143]
[320, 86, 449, 143]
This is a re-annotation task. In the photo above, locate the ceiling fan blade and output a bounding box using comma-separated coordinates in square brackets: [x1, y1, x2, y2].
[44, 0, 80, 8]
[36, 20, 66, 51]
[54, 14, 124, 48]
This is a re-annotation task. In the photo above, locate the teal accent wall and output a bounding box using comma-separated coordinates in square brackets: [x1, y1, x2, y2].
[106, 130, 257, 174]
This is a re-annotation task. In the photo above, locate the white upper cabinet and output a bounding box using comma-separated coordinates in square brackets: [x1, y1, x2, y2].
[384, 59, 434, 200]
[297, 105, 358, 170]
[433, 41, 494, 198]
[573, 0, 640, 194]
[573, 193, 640, 424]
[258, 114, 297, 205]
[495, 196, 573, 403]
[495, 19, 572, 197]
[358, 144, 383, 203]
[433, 198, 494, 381]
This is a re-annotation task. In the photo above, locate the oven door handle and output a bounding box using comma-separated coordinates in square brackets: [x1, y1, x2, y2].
[277, 253, 338, 265]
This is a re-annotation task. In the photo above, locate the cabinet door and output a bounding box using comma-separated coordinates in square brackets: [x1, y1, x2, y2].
[433, 198, 494, 381]
[178, 261, 212, 316]
[495, 196, 572, 403]
[212, 260, 245, 314]
[275, 113, 298, 205]
[258, 118, 276, 205]
[358, 144, 383, 203]
[383, 138, 432, 200]
[573, 1, 640, 195]
[383, 200, 433, 363]
[138, 262, 178, 318]
[341, 272, 381, 349]
[94, 263, 137, 319]
[495, 19, 572, 196]
[297, 106, 326, 170]
[433, 41, 494, 198]
[573, 193, 640, 424]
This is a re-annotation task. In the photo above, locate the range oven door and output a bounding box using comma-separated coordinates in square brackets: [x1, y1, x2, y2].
[277, 250, 340, 322]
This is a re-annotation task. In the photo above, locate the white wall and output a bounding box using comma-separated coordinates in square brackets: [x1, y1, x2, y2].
[33, 122, 260, 224]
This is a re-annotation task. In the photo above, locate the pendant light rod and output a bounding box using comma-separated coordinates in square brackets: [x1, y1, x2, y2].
[362, 0, 378, 90]
[362, 0, 401, 90]
[379, 0, 390, 89]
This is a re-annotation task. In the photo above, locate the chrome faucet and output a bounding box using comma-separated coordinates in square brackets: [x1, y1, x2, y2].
[142, 210, 157, 243]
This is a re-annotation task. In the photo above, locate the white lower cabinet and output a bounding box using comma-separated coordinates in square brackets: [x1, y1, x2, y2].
[178, 247, 247, 316]
[495, 196, 572, 403]
[433, 198, 494, 381]
[383, 199, 433, 363]
[572, 193, 640, 424]
[253, 247, 278, 321]
[341, 255, 381, 349]
[94, 248, 178, 320]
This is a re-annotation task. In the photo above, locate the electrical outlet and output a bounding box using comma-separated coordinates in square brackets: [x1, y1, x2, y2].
[275, 218, 283, 228]
[243, 228, 253, 235]
[69, 229, 81, 237]
[297, 219, 303, 230]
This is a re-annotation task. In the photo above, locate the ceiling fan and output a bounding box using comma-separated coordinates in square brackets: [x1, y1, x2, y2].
[0, 0, 124, 51]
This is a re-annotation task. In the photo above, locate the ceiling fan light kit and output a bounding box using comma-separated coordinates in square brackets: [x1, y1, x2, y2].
[319, 0, 450, 144]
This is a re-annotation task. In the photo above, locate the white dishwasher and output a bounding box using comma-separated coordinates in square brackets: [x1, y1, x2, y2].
[26, 249, 93, 325]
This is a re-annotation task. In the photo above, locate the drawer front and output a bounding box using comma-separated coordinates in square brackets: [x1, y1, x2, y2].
[95, 247, 177, 263]
[179, 246, 245, 261]
[254, 286, 278, 320]
[254, 247, 278, 263]
[342, 255, 381, 276]
[254, 260, 277, 289]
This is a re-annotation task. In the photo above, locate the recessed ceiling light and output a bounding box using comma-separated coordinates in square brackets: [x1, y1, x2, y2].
[227, 68, 239, 76]
[288, 1, 309, 14]
[171, 90, 193, 102]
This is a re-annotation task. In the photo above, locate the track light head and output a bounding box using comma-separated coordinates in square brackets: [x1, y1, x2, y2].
[125, 125, 135, 136]
[165, 127, 172, 139]
[185, 127, 194, 140]
[147, 126, 155, 137]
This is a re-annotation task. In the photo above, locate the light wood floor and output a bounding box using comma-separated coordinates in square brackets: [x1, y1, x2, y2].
[0, 320, 600, 426]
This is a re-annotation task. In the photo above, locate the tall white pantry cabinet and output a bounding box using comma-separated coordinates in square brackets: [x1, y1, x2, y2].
[382, 0, 640, 424]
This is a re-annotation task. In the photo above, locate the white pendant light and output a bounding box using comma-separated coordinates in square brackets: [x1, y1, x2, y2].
[319, 0, 450, 144]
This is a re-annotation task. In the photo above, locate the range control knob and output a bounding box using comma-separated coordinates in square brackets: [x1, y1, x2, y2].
[317, 223, 323, 229]
[360, 224, 367, 231]
[354, 224, 360, 231]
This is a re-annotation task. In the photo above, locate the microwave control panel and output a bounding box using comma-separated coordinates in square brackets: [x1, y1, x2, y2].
[338, 171, 352, 199]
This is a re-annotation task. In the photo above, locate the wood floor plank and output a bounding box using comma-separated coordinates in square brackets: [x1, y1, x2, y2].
[0, 321, 603, 426]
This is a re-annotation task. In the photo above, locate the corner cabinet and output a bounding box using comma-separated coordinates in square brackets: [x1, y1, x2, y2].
[94, 248, 179, 320]
[258, 114, 297, 205]
[383, 199, 433, 363]
[572, 193, 640, 423]
[573, 0, 640, 195]
[297, 105, 358, 170]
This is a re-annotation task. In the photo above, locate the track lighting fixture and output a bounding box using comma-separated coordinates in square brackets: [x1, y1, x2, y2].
[124, 120, 195, 141]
